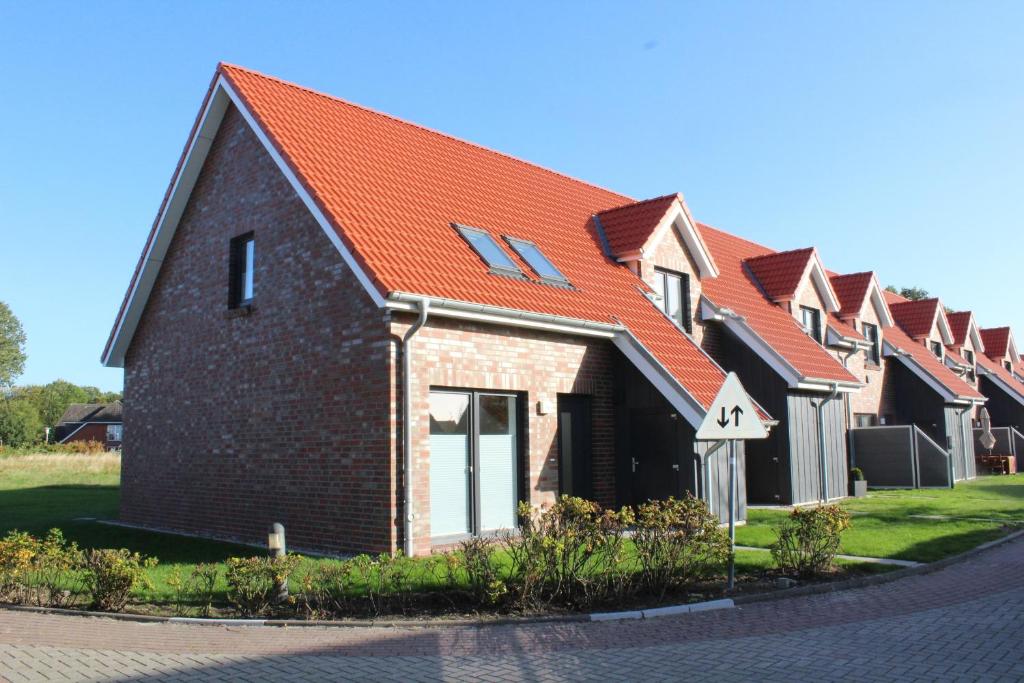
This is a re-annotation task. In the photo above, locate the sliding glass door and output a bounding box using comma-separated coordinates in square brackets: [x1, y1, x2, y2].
[428, 390, 519, 540]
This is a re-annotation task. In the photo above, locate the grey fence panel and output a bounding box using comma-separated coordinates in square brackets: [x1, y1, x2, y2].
[851, 427, 916, 487]
[915, 427, 952, 488]
[974, 427, 1013, 456]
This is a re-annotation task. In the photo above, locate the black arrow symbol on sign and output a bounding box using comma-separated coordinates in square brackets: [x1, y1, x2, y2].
[717, 407, 730, 428]
[731, 406, 743, 426]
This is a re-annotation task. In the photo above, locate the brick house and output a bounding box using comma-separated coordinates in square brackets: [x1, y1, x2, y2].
[100, 64, 774, 556]
[55, 402, 123, 450]
[688, 228, 862, 505]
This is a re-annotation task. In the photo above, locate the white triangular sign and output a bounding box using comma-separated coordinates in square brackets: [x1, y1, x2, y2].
[696, 372, 768, 441]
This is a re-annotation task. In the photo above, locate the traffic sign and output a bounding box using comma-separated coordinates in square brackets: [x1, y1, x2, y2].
[696, 372, 768, 441]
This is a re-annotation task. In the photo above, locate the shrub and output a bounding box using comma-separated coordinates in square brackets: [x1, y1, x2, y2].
[457, 536, 505, 606]
[225, 555, 300, 617]
[850, 467, 865, 481]
[504, 496, 631, 609]
[0, 530, 37, 602]
[299, 561, 355, 619]
[631, 496, 730, 599]
[771, 504, 852, 577]
[82, 548, 157, 612]
[349, 552, 417, 615]
[167, 563, 219, 617]
[26, 529, 84, 608]
[0, 399, 43, 449]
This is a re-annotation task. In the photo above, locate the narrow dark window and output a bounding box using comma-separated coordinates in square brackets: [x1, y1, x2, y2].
[1006, 360, 1013, 373]
[963, 349, 976, 382]
[862, 322, 881, 365]
[229, 233, 255, 308]
[930, 341, 943, 359]
[854, 413, 878, 428]
[800, 306, 822, 343]
[652, 268, 691, 333]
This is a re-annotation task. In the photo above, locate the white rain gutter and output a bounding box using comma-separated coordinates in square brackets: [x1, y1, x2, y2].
[400, 299, 430, 557]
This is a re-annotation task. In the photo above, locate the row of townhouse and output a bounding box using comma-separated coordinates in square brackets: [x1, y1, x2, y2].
[101, 64, 1024, 556]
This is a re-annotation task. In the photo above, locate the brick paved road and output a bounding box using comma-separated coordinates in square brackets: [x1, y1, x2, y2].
[2, 536, 1023, 682]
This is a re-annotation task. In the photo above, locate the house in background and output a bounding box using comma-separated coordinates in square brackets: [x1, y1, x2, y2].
[944, 311, 984, 392]
[974, 325, 1024, 433]
[55, 402, 123, 450]
[980, 327, 1022, 379]
[879, 294, 985, 482]
[692, 229, 862, 506]
[100, 64, 771, 557]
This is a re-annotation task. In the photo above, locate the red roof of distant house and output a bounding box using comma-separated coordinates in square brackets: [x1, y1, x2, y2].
[830, 272, 874, 319]
[696, 225, 857, 384]
[980, 327, 1012, 360]
[885, 324, 985, 401]
[104, 63, 733, 411]
[889, 298, 944, 339]
[976, 354, 1024, 400]
[743, 248, 816, 302]
[596, 194, 680, 257]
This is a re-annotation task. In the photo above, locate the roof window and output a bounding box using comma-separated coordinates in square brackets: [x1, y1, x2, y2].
[504, 237, 569, 285]
[455, 224, 523, 277]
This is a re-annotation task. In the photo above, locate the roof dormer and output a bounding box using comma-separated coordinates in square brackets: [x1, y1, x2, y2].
[889, 298, 954, 347]
[743, 247, 841, 315]
[829, 271, 895, 328]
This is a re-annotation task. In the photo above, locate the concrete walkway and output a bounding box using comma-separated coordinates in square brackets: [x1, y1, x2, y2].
[735, 544, 923, 567]
[1, 535, 1023, 681]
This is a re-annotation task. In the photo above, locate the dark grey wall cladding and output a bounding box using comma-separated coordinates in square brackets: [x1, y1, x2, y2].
[979, 376, 1024, 432]
[944, 406, 976, 480]
[851, 427, 916, 487]
[695, 440, 747, 525]
[786, 392, 848, 504]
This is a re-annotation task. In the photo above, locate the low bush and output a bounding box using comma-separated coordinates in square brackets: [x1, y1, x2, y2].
[850, 467, 865, 482]
[771, 504, 852, 577]
[167, 563, 219, 617]
[225, 555, 300, 617]
[632, 496, 730, 599]
[0, 530, 37, 602]
[82, 548, 157, 612]
[0, 529, 84, 608]
[457, 536, 505, 606]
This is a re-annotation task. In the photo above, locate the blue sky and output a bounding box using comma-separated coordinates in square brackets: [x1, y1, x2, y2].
[2, 1, 1022, 391]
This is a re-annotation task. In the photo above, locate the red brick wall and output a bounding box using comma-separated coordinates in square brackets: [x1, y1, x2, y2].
[393, 315, 616, 555]
[121, 104, 395, 555]
[62, 423, 118, 450]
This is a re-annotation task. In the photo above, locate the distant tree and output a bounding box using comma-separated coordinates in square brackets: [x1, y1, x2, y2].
[0, 301, 27, 389]
[13, 380, 90, 430]
[885, 285, 930, 301]
[0, 398, 43, 448]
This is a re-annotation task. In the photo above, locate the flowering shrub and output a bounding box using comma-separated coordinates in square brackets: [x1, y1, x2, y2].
[167, 563, 219, 617]
[631, 496, 730, 599]
[0, 531, 37, 602]
[771, 504, 852, 577]
[0, 529, 84, 607]
[82, 548, 157, 612]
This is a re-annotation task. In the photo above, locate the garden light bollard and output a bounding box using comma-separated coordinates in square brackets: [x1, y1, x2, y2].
[268, 522, 288, 603]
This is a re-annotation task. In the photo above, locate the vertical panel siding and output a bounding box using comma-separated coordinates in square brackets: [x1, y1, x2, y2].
[786, 392, 849, 504]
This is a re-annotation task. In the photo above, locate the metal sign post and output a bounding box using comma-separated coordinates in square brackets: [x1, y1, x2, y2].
[696, 373, 769, 594]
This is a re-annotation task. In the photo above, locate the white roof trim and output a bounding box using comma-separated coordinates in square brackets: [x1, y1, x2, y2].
[701, 297, 802, 387]
[977, 363, 1024, 407]
[960, 313, 985, 353]
[790, 251, 842, 314]
[102, 75, 386, 367]
[642, 200, 720, 279]
[865, 274, 896, 328]
[1007, 331, 1020, 362]
[934, 306, 955, 346]
[882, 339, 981, 403]
[611, 331, 708, 429]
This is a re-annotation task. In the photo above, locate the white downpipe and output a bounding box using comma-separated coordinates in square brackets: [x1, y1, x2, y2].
[401, 300, 430, 557]
[815, 383, 841, 503]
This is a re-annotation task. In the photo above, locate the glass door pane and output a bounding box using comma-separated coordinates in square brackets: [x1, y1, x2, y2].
[477, 394, 517, 532]
[429, 392, 471, 537]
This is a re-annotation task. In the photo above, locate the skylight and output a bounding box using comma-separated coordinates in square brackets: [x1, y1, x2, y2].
[455, 224, 522, 276]
[505, 237, 568, 284]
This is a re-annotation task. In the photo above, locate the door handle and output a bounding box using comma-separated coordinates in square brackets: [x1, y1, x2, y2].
[631, 457, 639, 473]
[672, 464, 680, 471]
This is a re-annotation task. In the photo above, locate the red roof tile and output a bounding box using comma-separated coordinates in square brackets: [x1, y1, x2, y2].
[980, 327, 1012, 360]
[209, 65, 728, 409]
[743, 248, 816, 301]
[696, 225, 857, 384]
[889, 298, 943, 339]
[885, 324, 985, 400]
[595, 194, 679, 257]
[828, 316, 865, 342]
[830, 272, 874, 319]
[946, 311, 979, 348]
[977, 354, 1024, 400]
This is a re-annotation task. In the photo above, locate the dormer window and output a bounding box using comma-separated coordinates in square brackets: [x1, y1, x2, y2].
[863, 322, 881, 365]
[504, 237, 569, 285]
[963, 349, 976, 382]
[455, 224, 523, 277]
[930, 341, 943, 359]
[653, 268, 691, 333]
[1006, 360, 1014, 373]
[800, 306, 822, 343]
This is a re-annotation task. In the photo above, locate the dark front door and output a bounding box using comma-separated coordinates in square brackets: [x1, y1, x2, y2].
[628, 410, 682, 504]
[557, 395, 593, 500]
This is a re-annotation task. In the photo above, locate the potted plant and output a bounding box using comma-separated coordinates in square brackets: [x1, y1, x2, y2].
[849, 467, 867, 498]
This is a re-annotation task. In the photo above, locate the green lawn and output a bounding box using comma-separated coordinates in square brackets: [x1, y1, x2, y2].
[737, 476, 1024, 563]
[6, 453, 1013, 613]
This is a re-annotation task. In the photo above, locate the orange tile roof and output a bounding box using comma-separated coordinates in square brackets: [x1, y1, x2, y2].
[946, 312, 975, 347]
[696, 224, 857, 384]
[885, 323, 985, 400]
[980, 327, 1012, 360]
[209, 64, 729, 409]
[743, 248, 815, 301]
[595, 194, 679, 257]
[889, 298, 943, 339]
[829, 316, 865, 342]
[830, 272, 874, 319]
